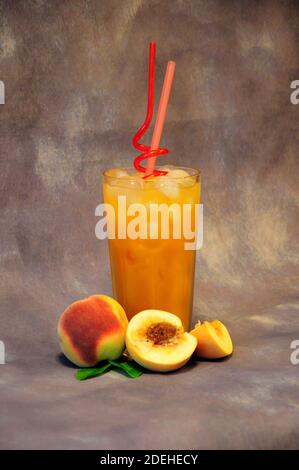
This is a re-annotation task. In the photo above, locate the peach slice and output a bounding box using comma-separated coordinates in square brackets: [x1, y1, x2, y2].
[57, 295, 128, 367]
[126, 310, 197, 372]
[190, 320, 233, 359]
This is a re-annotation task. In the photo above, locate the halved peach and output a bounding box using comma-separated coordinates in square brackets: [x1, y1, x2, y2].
[126, 310, 197, 372]
[190, 320, 233, 359]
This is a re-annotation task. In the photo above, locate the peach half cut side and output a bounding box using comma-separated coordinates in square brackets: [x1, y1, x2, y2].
[126, 310, 197, 372]
[190, 320, 233, 359]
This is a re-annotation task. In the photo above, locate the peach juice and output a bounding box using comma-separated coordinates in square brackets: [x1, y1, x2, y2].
[102, 166, 201, 330]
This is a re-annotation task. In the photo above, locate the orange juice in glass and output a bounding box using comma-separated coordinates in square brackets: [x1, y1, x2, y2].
[103, 166, 201, 330]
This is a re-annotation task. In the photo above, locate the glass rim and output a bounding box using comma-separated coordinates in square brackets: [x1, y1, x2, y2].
[103, 166, 201, 182]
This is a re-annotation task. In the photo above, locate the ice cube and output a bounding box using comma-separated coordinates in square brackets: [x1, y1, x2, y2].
[168, 169, 189, 178]
[168, 169, 196, 187]
[155, 176, 180, 199]
[126, 175, 144, 189]
[157, 164, 177, 173]
[105, 168, 144, 189]
[105, 168, 129, 178]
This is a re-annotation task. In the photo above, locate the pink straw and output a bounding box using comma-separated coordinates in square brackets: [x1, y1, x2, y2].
[145, 60, 176, 176]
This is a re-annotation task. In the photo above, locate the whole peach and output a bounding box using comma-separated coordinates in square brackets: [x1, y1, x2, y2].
[58, 295, 128, 367]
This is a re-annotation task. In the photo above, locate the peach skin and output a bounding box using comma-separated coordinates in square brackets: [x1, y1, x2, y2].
[57, 295, 128, 367]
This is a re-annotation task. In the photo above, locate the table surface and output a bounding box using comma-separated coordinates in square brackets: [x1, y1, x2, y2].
[1, 296, 299, 450]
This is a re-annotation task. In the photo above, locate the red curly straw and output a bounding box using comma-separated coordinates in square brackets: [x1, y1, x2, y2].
[133, 42, 168, 177]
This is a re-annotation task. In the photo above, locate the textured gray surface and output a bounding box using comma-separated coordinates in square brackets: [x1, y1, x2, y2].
[1, 0, 299, 449]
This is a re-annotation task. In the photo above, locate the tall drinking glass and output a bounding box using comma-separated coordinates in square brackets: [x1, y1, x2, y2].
[103, 167, 201, 330]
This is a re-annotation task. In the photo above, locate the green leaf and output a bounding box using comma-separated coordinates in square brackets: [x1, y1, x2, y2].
[75, 358, 144, 381]
[108, 359, 143, 378]
[75, 362, 111, 381]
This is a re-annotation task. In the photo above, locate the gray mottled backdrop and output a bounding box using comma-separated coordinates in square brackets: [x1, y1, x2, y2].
[1, 0, 299, 449]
